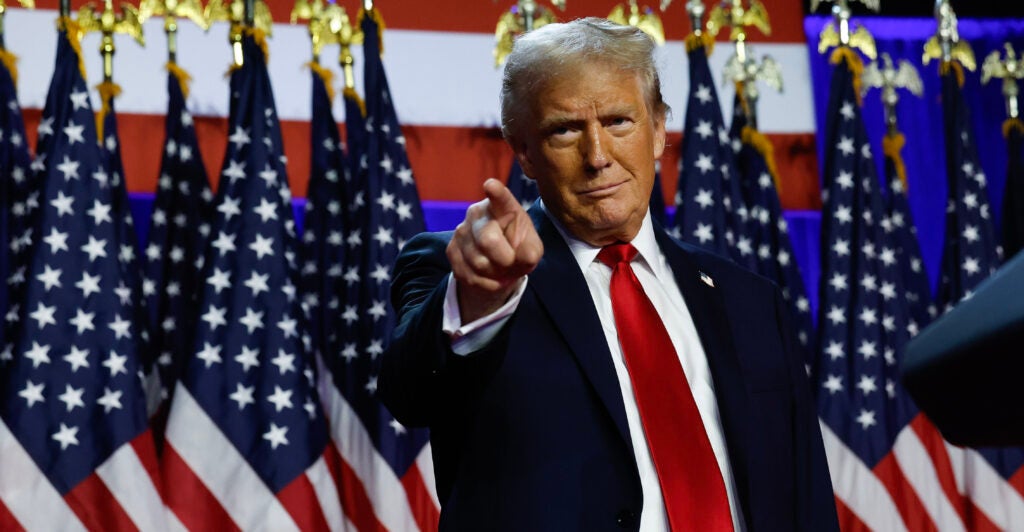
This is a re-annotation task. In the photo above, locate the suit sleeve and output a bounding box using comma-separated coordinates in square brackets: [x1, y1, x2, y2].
[774, 286, 840, 531]
[379, 232, 510, 428]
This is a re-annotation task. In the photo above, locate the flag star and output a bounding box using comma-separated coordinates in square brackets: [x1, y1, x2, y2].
[145, 243, 161, 262]
[81, 236, 108, 261]
[19, 381, 45, 407]
[277, 316, 298, 338]
[102, 350, 129, 377]
[207, 268, 232, 293]
[396, 201, 414, 221]
[341, 306, 359, 326]
[825, 341, 844, 360]
[963, 257, 980, 275]
[253, 198, 278, 222]
[693, 223, 714, 244]
[211, 232, 237, 256]
[858, 340, 878, 360]
[52, 423, 80, 450]
[879, 248, 896, 267]
[826, 305, 846, 325]
[365, 375, 378, 394]
[370, 264, 391, 284]
[69, 89, 90, 109]
[962, 225, 980, 243]
[694, 189, 714, 209]
[69, 309, 95, 334]
[249, 234, 275, 259]
[29, 303, 57, 329]
[258, 164, 278, 185]
[836, 171, 854, 189]
[24, 341, 51, 367]
[880, 282, 896, 300]
[218, 196, 242, 220]
[858, 308, 878, 326]
[263, 423, 289, 449]
[43, 227, 70, 253]
[181, 109, 193, 126]
[377, 191, 396, 211]
[58, 384, 86, 412]
[856, 409, 877, 429]
[230, 383, 256, 410]
[244, 271, 270, 296]
[64, 346, 90, 372]
[861, 274, 878, 292]
[229, 126, 251, 149]
[56, 156, 80, 180]
[196, 342, 223, 368]
[50, 191, 75, 216]
[304, 399, 316, 419]
[86, 200, 112, 225]
[92, 167, 109, 187]
[856, 376, 878, 395]
[840, 101, 855, 120]
[95, 387, 123, 413]
[36, 265, 62, 291]
[695, 84, 712, 103]
[823, 375, 843, 394]
[271, 349, 296, 374]
[341, 342, 357, 362]
[119, 244, 135, 264]
[828, 273, 848, 292]
[201, 305, 228, 331]
[390, 418, 407, 435]
[837, 137, 855, 156]
[38, 116, 54, 137]
[239, 308, 265, 333]
[395, 167, 414, 186]
[694, 154, 714, 174]
[235, 346, 260, 371]
[963, 193, 978, 210]
[63, 121, 85, 144]
[169, 246, 185, 263]
[72, 272, 101, 299]
[114, 282, 132, 305]
[882, 314, 896, 332]
[368, 300, 387, 321]
[222, 160, 247, 183]
[108, 314, 132, 339]
[179, 145, 193, 162]
[379, 155, 393, 173]
[266, 386, 294, 412]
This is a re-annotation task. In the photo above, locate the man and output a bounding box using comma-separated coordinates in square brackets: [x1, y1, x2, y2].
[381, 18, 837, 531]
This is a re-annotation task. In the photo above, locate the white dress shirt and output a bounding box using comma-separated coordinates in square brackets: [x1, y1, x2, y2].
[442, 204, 745, 531]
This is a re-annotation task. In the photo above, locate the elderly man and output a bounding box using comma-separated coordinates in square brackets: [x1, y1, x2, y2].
[381, 17, 837, 532]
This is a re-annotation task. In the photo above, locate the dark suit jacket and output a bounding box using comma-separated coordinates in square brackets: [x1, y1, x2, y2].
[381, 206, 838, 531]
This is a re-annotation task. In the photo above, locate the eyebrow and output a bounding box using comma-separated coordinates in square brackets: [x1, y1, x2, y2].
[537, 105, 641, 131]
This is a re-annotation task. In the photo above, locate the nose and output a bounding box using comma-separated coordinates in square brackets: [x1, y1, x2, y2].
[582, 122, 611, 172]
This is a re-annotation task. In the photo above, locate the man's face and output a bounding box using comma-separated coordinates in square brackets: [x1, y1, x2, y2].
[511, 61, 666, 247]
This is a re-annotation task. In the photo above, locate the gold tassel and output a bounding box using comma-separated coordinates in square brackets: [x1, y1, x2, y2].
[882, 132, 909, 192]
[306, 61, 336, 103]
[830, 47, 864, 106]
[245, 27, 270, 62]
[684, 32, 714, 55]
[0, 49, 18, 87]
[357, 7, 386, 56]
[95, 81, 122, 141]
[940, 60, 966, 88]
[166, 62, 193, 100]
[57, 16, 88, 80]
[1004, 118, 1024, 139]
[734, 82, 752, 119]
[343, 86, 366, 118]
[741, 126, 781, 193]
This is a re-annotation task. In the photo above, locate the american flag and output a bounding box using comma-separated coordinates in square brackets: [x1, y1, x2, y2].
[815, 49, 968, 531]
[0, 26, 170, 530]
[934, 64, 1024, 531]
[319, 9, 440, 531]
[730, 94, 816, 365]
[0, 43, 35, 356]
[141, 65, 213, 428]
[1003, 118, 1024, 259]
[671, 38, 754, 269]
[160, 34, 344, 530]
[504, 158, 538, 209]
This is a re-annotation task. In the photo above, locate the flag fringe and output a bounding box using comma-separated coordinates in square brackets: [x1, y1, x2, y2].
[306, 61, 336, 103]
[95, 80, 122, 141]
[357, 7, 386, 56]
[685, 33, 714, 55]
[742, 125, 782, 193]
[56, 16, 88, 80]
[166, 62, 193, 100]
[830, 47, 864, 106]
[244, 27, 271, 63]
[883, 132, 909, 192]
[940, 61, 966, 89]
[1003, 118, 1024, 139]
[343, 86, 366, 118]
[0, 48, 18, 87]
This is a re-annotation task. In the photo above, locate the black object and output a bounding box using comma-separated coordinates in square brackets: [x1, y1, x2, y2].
[902, 251, 1024, 446]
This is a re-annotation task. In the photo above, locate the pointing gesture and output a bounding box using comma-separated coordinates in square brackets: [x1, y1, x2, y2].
[447, 178, 544, 323]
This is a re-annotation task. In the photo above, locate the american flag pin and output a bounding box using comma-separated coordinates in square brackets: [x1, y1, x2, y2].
[700, 271, 715, 288]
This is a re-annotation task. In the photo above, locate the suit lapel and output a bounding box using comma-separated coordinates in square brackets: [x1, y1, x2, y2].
[526, 205, 634, 451]
[654, 226, 755, 526]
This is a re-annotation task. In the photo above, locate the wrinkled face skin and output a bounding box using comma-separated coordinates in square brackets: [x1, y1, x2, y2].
[510, 61, 666, 247]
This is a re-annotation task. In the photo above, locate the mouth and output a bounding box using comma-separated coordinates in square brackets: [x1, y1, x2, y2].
[578, 181, 626, 199]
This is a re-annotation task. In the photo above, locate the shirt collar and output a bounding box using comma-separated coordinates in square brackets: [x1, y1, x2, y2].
[538, 199, 659, 272]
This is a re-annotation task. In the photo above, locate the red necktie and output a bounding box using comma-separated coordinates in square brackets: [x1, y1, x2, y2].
[597, 243, 734, 531]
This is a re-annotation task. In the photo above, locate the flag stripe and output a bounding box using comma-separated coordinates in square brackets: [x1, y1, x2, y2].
[0, 499, 25, 532]
[322, 384, 418, 531]
[306, 454, 346, 532]
[95, 434, 176, 532]
[873, 452, 936, 531]
[161, 443, 241, 532]
[165, 386, 298, 531]
[947, 444, 1024, 530]
[891, 422, 965, 531]
[415, 444, 440, 508]
[820, 422, 908, 532]
[909, 415, 969, 523]
[327, 442, 388, 532]
[401, 463, 441, 532]
[278, 470, 332, 532]
[0, 419, 86, 532]
[64, 473, 139, 532]
[833, 496, 871, 532]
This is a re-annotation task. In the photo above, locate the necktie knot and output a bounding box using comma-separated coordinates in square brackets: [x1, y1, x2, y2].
[597, 242, 638, 268]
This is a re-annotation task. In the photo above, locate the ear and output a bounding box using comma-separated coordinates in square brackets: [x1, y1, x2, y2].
[652, 112, 667, 160]
[509, 136, 535, 178]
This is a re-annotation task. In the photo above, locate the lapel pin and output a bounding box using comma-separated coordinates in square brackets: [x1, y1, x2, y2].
[700, 271, 715, 288]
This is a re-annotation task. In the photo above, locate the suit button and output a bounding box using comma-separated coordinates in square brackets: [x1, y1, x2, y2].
[616, 509, 636, 528]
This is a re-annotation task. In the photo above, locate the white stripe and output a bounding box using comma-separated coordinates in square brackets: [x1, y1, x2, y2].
[305, 455, 345, 532]
[819, 420, 909, 532]
[319, 381, 421, 532]
[164, 386, 299, 532]
[946, 444, 1024, 530]
[95, 438, 183, 532]
[890, 425, 966, 531]
[0, 418, 87, 531]
[414, 443, 440, 508]
[5, 8, 815, 134]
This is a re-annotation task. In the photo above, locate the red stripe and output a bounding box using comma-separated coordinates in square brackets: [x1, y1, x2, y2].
[872, 452, 938, 532]
[325, 443, 387, 532]
[0, 499, 26, 532]
[276, 468, 331, 532]
[25, 0, 809, 42]
[401, 463, 440, 532]
[1009, 460, 1024, 499]
[64, 472, 139, 532]
[19, 110, 822, 211]
[128, 430, 165, 502]
[963, 498, 1002, 532]
[833, 495, 871, 532]
[909, 414, 969, 523]
[161, 443, 241, 532]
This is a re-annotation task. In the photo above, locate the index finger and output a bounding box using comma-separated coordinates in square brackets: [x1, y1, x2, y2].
[482, 178, 524, 223]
